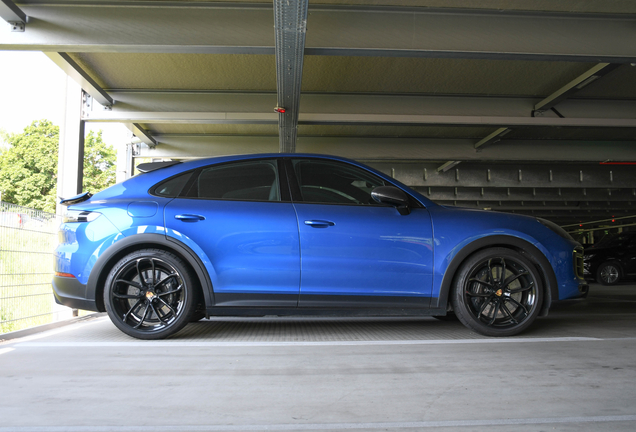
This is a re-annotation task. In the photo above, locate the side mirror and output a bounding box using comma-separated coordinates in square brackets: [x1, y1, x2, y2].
[371, 186, 411, 215]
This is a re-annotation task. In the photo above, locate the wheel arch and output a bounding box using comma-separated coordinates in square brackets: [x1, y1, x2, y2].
[87, 233, 214, 312]
[435, 235, 557, 317]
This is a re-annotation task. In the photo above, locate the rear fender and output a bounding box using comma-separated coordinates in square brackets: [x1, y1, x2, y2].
[86, 233, 214, 311]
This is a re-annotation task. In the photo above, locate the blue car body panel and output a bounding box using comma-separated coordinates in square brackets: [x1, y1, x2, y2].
[53, 153, 586, 316]
[293, 203, 433, 306]
[164, 199, 300, 306]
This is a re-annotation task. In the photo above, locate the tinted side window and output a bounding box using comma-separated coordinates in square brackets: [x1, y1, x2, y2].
[152, 172, 193, 197]
[291, 159, 386, 205]
[186, 160, 280, 201]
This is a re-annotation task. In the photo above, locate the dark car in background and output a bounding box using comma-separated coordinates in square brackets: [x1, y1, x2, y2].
[584, 232, 636, 285]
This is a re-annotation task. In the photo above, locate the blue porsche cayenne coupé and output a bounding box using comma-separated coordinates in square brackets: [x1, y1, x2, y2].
[53, 154, 588, 339]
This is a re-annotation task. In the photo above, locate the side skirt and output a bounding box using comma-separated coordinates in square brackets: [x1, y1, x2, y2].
[205, 307, 447, 318]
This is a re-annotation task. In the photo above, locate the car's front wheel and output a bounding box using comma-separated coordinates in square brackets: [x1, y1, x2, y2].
[104, 249, 197, 339]
[451, 248, 543, 337]
[596, 262, 621, 285]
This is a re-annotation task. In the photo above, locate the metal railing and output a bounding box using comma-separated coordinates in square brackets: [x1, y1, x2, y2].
[0, 201, 72, 334]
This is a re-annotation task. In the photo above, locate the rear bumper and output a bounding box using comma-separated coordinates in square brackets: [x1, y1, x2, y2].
[52, 276, 98, 312]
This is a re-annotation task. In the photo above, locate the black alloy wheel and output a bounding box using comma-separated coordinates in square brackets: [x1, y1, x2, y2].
[596, 262, 621, 286]
[104, 249, 196, 339]
[452, 248, 543, 337]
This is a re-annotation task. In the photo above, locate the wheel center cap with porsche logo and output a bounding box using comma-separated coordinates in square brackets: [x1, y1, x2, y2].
[495, 289, 503, 297]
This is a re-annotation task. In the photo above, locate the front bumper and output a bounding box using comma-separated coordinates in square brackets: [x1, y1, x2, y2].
[52, 275, 98, 311]
[576, 281, 589, 298]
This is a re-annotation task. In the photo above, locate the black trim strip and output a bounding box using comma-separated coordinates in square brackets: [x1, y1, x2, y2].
[277, 158, 292, 202]
[299, 294, 430, 308]
[282, 158, 303, 202]
[205, 306, 447, 318]
[214, 293, 298, 307]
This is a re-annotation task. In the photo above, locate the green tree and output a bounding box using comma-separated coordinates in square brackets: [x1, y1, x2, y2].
[83, 130, 116, 193]
[0, 122, 116, 212]
[0, 120, 59, 212]
[0, 128, 9, 154]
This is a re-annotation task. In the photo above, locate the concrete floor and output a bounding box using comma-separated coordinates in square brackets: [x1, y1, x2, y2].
[1, 283, 635, 432]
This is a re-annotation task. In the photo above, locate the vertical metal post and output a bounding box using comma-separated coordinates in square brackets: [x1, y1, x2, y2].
[77, 120, 85, 193]
[56, 77, 85, 215]
[273, 0, 308, 153]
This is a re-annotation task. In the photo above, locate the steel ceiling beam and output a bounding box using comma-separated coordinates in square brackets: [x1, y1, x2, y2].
[273, 0, 308, 153]
[44, 52, 113, 107]
[128, 123, 156, 148]
[82, 111, 278, 124]
[1, 4, 635, 62]
[471, 64, 621, 154]
[437, 161, 461, 173]
[474, 128, 511, 150]
[104, 91, 636, 120]
[414, 187, 636, 202]
[84, 111, 636, 128]
[135, 136, 636, 162]
[434, 201, 636, 211]
[368, 162, 636, 189]
[534, 63, 622, 114]
[298, 113, 636, 128]
[0, 0, 26, 31]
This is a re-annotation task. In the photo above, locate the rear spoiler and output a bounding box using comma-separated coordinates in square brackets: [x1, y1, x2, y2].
[137, 160, 181, 173]
[60, 191, 93, 206]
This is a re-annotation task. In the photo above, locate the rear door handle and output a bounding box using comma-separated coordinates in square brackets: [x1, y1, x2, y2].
[175, 214, 206, 222]
[304, 220, 335, 228]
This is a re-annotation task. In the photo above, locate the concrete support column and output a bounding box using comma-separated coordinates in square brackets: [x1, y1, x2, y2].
[56, 76, 85, 215]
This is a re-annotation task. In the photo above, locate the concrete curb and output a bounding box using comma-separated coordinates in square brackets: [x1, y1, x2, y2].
[0, 313, 105, 342]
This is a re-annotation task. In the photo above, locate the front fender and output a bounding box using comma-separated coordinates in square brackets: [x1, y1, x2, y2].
[432, 234, 558, 316]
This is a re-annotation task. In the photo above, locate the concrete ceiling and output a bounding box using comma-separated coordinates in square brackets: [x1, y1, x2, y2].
[2, 0, 636, 225]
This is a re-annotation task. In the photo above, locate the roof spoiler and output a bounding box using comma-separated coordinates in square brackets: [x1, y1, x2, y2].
[60, 191, 93, 206]
[136, 160, 181, 173]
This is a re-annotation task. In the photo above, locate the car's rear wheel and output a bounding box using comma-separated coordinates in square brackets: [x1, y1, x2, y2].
[451, 248, 543, 337]
[596, 262, 621, 285]
[104, 249, 196, 339]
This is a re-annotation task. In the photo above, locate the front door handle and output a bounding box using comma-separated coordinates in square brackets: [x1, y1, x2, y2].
[304, 220, 335, 228]
[175, 214, 206, 222]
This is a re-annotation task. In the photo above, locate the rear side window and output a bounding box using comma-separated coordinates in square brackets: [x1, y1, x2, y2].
[185, 160, 280, 202]
[152, 172, 193, 197]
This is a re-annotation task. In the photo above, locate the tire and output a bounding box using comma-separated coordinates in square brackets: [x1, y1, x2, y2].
[104, 249, 197, 339]
[596, 262, 621, 286]
[451, 247, 543, 337]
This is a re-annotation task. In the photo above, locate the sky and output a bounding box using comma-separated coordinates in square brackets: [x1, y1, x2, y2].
[0, 50, 130, 148]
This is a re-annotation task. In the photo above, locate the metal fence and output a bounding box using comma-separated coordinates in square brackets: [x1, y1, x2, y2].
[0, 201, 72, 335]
